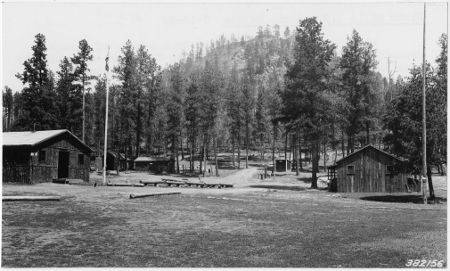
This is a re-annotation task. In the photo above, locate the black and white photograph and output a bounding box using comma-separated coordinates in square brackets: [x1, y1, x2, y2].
[1, 0, 448, 268]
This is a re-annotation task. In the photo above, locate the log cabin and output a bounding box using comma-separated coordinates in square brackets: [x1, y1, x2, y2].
[3, 129, 92, 183]
[327, 145, 420, 193]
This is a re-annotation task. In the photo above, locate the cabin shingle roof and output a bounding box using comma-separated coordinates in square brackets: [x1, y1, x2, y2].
[2, 129, 92, 153]
[134, 156, 171, 162]
[330, 145, 404, 169]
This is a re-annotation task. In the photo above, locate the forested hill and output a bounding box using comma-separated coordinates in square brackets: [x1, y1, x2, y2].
[159, 25, 294, 166]
[3, 19, 447, 190]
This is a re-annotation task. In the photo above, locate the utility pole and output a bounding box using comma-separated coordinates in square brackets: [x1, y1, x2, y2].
[82, 74, 86, 142]
[421, 3, 428, 204]
[103, 47, 111, 185]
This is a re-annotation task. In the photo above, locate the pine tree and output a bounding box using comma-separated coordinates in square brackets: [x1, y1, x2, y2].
[185, 79, 201, 172]
[92, 76, 107, 152]
[384, 36, 447, 199]
[434, 33, 447, 174]
[135, 45, 159, 156]
[282, 17, 335, 188]
[3, 86, 13, 131]
[339, 30, 378, 152]
[16, 33, 57, 131]
[384, 65, 428, 195]
[166, 63, 185, 172]
[198, 60, 222, 175]
[226, 62, 244, 169]
[114, 40, 138, 157]
[71, 39, 93, 142]
[55, 57, 82, 134]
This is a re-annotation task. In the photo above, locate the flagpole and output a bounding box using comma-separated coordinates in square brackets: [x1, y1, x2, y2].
[421, 3, 428, 204]
[103, 47, 110, 185]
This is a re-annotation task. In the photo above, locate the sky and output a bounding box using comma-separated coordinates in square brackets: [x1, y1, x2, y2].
[2, 1, 448, 92]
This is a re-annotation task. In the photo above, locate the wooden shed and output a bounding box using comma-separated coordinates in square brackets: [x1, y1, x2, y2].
[134, 156, 175, 174]
[3, 129, 92, 183]
[90, 151, 130, 172]
[275, 159, 292, 172]
[105, 151, 129, 171]
[327, 145, 419, 193]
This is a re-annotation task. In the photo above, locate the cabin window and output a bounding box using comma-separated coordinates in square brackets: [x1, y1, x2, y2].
[38, 150, 46, 163]
[78, 154, 84, 165]
[347, 165, 355, 175]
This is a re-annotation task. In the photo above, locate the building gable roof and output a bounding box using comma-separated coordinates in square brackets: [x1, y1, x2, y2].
[332, 145, 403, 168]
[134, 156, 171, 162]
[3, 129, 92, 153]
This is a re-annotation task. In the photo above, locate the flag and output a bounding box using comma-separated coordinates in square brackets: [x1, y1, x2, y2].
[105, 46, 110, 72]
[105, 55, 109, 72]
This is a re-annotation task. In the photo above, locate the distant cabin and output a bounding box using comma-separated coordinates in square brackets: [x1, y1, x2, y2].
[275, 159, 292, 172]
[105, 151, 130, 171]
[3, 129, 92, 184]
[327, 145, 420, 193]
[90, 151, 132, 172]
[134, 156, 175, 174]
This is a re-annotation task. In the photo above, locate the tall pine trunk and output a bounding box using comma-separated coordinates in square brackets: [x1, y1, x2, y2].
[298, 136, 303, 171]
[214, 137, 219, 176]
[180, 130, 184, 160]
[202, 135, 207, 175]
[295, 132, 299, 176]
[237, 133, 241, 169]
[173, 136, 179, 174]
[189, 138, 194, 172]
[176, 148, 179, 174]
[232, 135, 236, 168]
[272, 124, 276, 174]
[311, 140, 320, 189]
[136, 104, 141, 157]
[427, 165, 435, 200]
[334, 145, 338, 164]
[245, 123, 249, 169]
[199, 148, 203, 175]
[284, 130, 288, 171]
[347, 134, 354, 154]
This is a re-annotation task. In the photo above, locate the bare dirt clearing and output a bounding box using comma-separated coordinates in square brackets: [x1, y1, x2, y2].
[2, 169, 446, 267]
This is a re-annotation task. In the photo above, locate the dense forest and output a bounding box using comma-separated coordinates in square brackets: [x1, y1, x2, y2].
[2, 17, 447, 195]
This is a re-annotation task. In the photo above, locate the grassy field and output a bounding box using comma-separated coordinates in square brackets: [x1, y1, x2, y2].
[2, 170, 447, 267]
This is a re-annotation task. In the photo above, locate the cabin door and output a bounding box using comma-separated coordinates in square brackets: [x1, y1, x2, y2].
[58, 151, 70, 178]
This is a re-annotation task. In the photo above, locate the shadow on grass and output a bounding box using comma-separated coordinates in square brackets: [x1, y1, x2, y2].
[249, 185, 306, 191]
[360, 195, 447, 204]
[297, 177, 312, 183]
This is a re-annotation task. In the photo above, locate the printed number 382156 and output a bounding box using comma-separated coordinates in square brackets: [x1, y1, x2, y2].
[405, 259, 444, 268]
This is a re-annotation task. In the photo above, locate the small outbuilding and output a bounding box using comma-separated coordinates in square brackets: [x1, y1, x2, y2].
[91, 151, 131, 172]
[134, 156, 175, 174]
[105, 151, 129, 171]
[3, 129, 92, 183]
[275, 159, 292, 172]
[327, 145, 419, 193]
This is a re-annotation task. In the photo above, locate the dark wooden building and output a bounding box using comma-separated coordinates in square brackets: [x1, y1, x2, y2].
[275, 159, 292, 172]
[327, 145, 419, 193]
[105, 151, 129, 171]
[3, 129, 92, 183]
[134, 156, 175, 174]
[91, 151, 131, 172]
